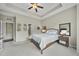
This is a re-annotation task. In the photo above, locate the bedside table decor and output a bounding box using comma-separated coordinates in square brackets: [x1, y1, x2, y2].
[59, 40, 66, 44]
[41, 26, 47, 33]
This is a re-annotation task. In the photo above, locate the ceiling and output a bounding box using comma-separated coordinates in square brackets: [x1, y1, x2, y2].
[0, 3, 76, 20]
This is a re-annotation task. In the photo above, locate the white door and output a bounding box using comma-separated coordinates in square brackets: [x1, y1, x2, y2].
[0, 20, 3, 48]
[6, 23, 13, 40]
[0, 20, 3, 37]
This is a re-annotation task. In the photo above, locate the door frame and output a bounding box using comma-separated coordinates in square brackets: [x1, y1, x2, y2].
[3, 16, 16, 42]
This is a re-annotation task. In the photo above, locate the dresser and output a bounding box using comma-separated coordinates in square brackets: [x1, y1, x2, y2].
[58, 35, 69, 47]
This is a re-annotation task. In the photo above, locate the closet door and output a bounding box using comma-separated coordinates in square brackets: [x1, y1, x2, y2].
[0, 20, 3, 48]
[0, 21, 1, 38]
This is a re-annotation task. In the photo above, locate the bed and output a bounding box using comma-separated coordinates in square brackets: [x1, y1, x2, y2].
[31, 28, 59, 54]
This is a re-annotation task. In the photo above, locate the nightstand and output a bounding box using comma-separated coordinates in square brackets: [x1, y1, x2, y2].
[58, 35, 69, 47]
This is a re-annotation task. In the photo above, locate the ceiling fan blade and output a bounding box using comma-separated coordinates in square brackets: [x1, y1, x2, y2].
[28, 7, 33, 9]
[30, 3, 34, 5]
[35, 8, 37, 12]
[37, 5, 44, 9]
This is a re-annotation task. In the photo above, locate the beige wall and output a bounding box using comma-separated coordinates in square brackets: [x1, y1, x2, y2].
[16, 15, 41, 42]
[77, 4, 79, 52]
[42, 6, 77, 48]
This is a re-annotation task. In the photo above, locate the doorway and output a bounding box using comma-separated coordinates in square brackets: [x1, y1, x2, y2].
[3, 23, 13, 42]
[0, 20, 3, 48]
[2, 17, 16, 42]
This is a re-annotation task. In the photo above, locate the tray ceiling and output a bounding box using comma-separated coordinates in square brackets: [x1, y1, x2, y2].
[0, 3, 76, 20]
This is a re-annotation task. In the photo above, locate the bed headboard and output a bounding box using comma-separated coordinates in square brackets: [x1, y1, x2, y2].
[47, 28, 58, 30]
[47, 28, 59, 34]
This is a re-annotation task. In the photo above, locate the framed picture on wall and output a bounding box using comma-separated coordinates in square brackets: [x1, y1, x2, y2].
[17, 23, 21, 31]
[59, 23, 71, 36]
[23, 24, 27, 31]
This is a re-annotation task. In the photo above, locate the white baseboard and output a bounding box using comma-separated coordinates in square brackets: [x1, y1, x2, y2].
[69, 44, 76, 49]
[13, 40, 28, 45]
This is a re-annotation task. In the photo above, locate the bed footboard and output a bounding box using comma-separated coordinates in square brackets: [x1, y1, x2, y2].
[31, 39, 58, 54]
[31, 39, 40, 50]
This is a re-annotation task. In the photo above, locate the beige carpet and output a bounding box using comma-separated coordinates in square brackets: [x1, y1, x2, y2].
[0, 40, 78, 56]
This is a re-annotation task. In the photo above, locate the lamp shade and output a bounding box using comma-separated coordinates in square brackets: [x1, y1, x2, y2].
[42, 29, 46, 33]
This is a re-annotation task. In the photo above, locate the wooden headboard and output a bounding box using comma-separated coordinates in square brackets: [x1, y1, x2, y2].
[47, 28, 58, 31]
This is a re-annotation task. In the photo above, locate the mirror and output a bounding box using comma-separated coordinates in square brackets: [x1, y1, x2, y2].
[59, 23, 71, 36]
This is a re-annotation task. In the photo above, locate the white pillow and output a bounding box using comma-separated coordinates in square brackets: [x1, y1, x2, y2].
[46, 30, 57, 35]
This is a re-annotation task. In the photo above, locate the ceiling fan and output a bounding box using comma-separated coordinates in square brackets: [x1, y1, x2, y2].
[28, 3, 44, 12]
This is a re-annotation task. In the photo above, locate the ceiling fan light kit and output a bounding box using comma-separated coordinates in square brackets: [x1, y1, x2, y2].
[32, 3, 37, 8]
[28, 3, 44, 12]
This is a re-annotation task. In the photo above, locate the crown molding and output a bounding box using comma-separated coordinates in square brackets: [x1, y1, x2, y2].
[41, 3, 76, 20]
[0, 3, 76, 21]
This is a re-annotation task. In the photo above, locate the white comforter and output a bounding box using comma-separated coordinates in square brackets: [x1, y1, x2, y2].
[32, 33, 58, 50]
